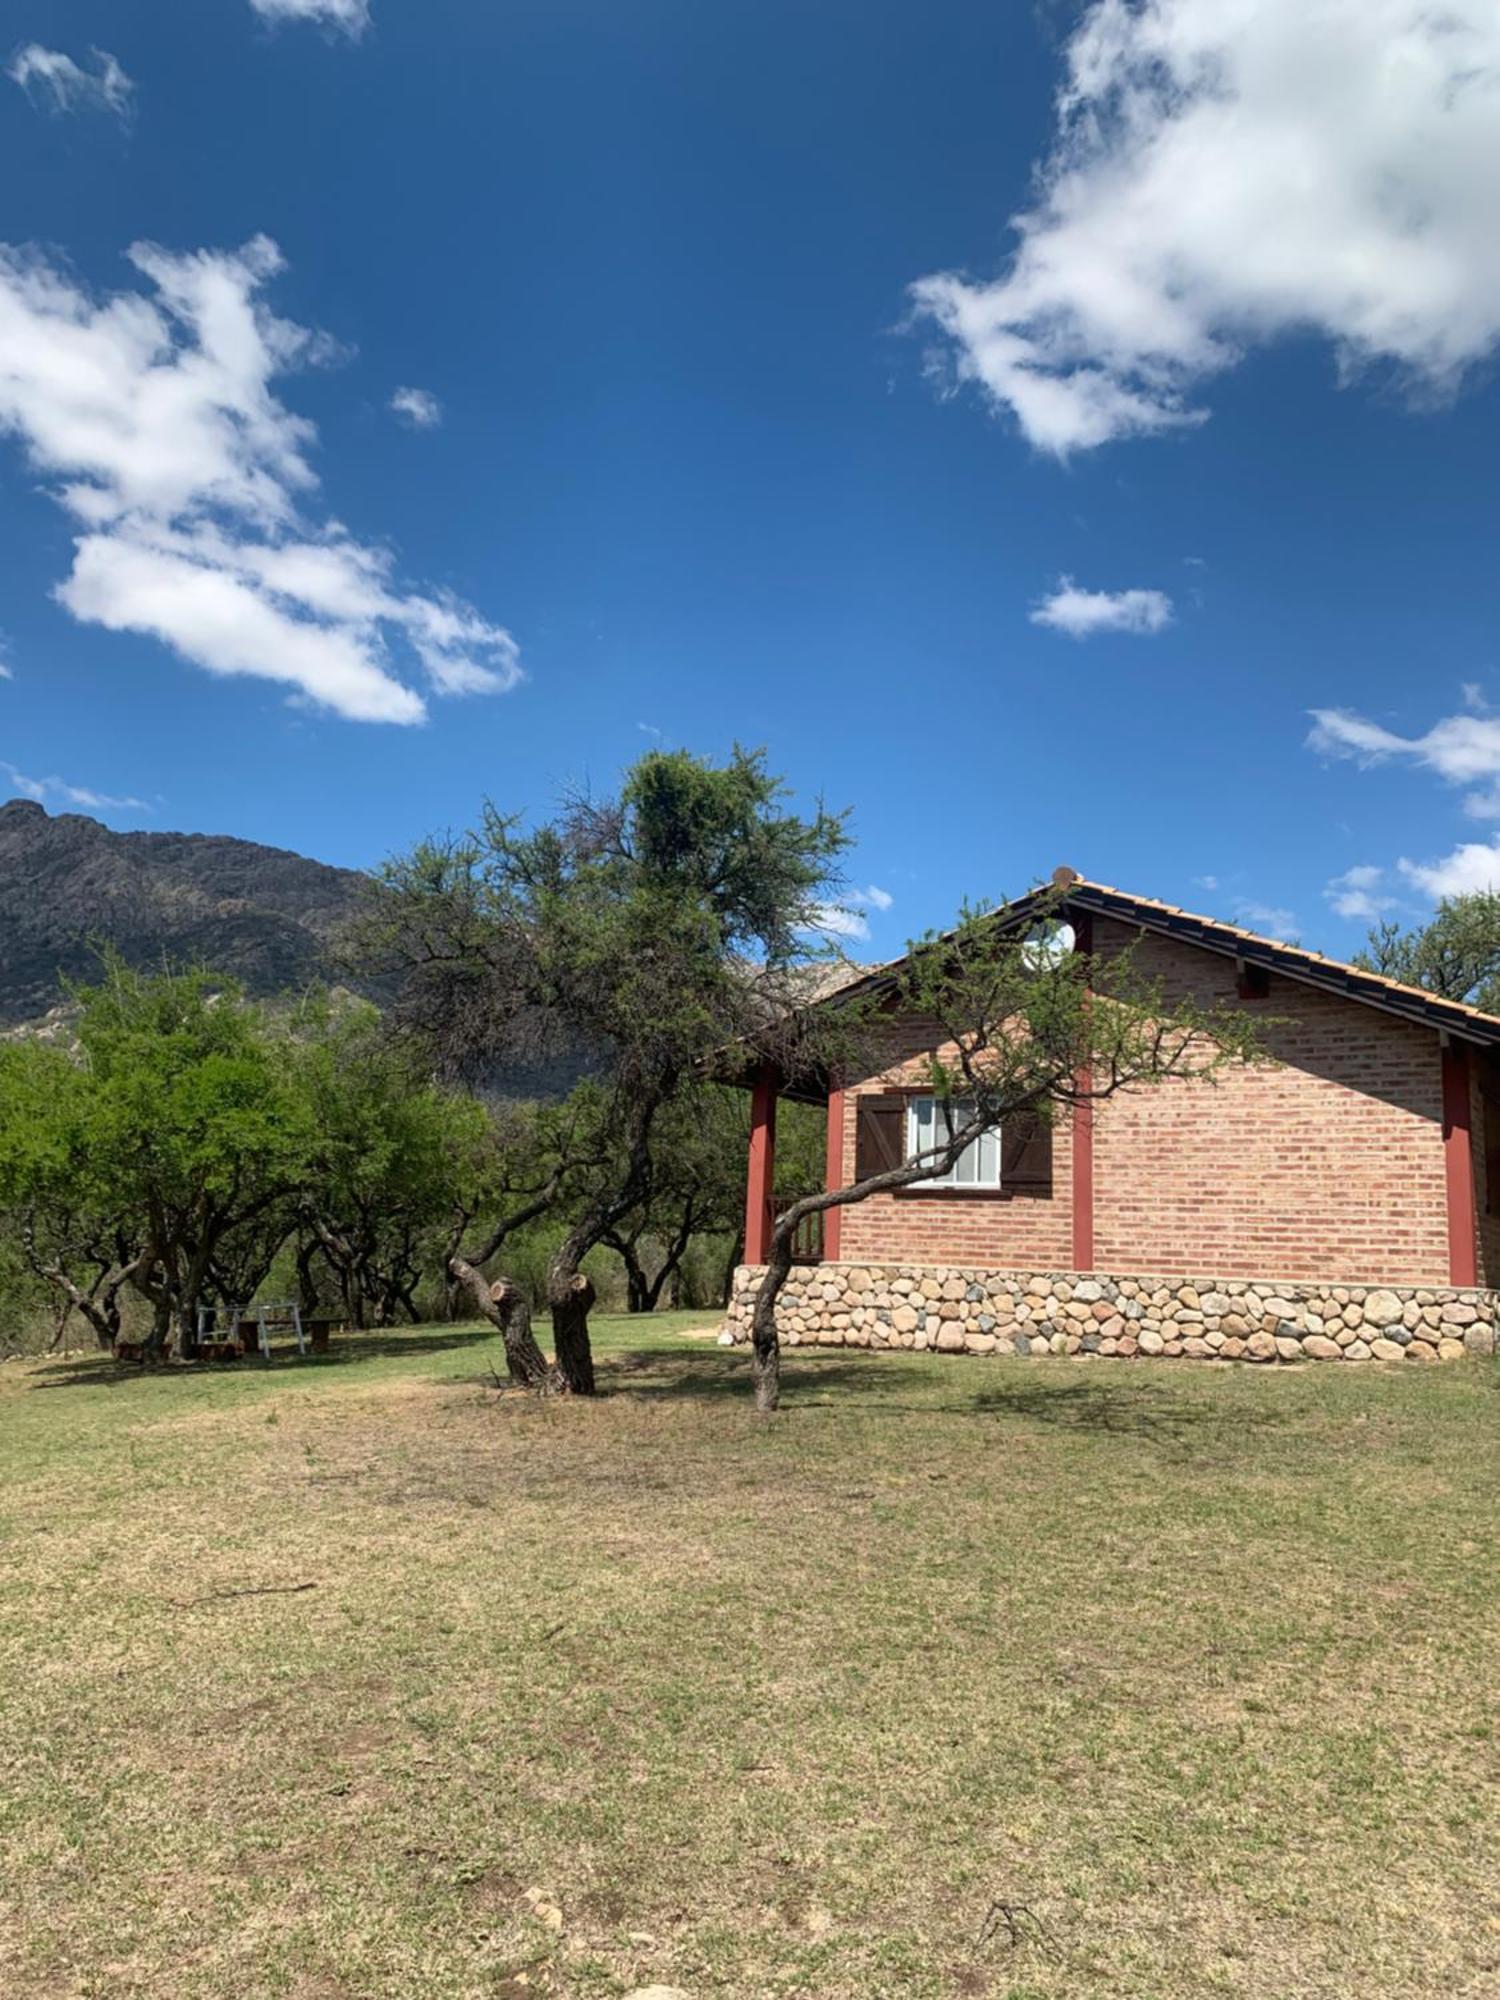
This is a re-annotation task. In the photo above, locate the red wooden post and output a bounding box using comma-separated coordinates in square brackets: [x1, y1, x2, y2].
[1072, 911, 1095, 1271]
[822, 1085, 845, 1262]
[743, 1063, 778, 1265]
[1443, 1040, 1478, 1288]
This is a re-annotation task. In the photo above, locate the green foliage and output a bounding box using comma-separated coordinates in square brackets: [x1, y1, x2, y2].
[292, 998, 494, 1325]
[0, 960, 580, 1354]
[622, 747, 847, 962]
[0, 1032, 148, 1349]
[0, 1227, 52, 1355]
[1356, 892, 1500, 1010]
[354, 748, 852, 1384]
[76, 957, 310, 1235]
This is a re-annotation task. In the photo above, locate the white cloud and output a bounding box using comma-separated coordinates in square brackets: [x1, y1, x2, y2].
[7, 45, 134, 120]
[808, 884, 895, 941]
[1192, 874, 1218, 892]
[1234, 899, 1298, 942]
[389, 385, 442, 429]
[248, 0, 371, 36]
[0, 236, 520, 725]
[1325, 864, 1397, 921]
[811, 903, 870, 942]
[1, 761, 148, 812]
[911, 2, 1500, 455]
[1399, 842, 1500, 899]
[1311, 704, 1500, 907]
[1308, 705, 1500, 824]
[1030, 579, 1172, 637]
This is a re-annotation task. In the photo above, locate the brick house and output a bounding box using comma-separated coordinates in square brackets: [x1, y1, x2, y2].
[725, 872, 1500, 1363]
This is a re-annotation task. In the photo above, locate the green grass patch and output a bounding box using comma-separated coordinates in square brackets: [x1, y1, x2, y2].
[2, 1320, 1498, 1996]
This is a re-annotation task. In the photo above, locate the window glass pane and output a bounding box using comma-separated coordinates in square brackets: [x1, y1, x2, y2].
[909, 1096, 930, 1166]
[907, 1096, 1003, 1187]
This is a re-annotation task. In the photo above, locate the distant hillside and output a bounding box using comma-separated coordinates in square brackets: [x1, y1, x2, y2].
[0, 799, 368, 1025]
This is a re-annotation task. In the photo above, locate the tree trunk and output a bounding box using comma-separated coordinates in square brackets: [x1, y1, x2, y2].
[623, 1250, 650, 1313]
[548, 1266, 597, 1395]
[144, 1288, 174, 1366]
[47, 1298, 73, 1355]
[177, 1248, 214, 1361]
[720, 1229, 745, 1309]
[749, 1228, 796, 1414]
[643, 1227, 693, 1311]
[34, 1262, 121, 1351]
[296, 1237, 322, 1319]
[449, 1258, 559, 1389]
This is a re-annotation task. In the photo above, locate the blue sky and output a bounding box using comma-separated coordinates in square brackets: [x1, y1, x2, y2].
[3, 0, 1500, 958]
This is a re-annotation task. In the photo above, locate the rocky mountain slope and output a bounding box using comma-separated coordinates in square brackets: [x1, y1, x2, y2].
[0, 799, 367, 1025]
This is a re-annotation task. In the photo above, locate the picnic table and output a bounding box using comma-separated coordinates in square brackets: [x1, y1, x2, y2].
[194, 1304, 344, 1361]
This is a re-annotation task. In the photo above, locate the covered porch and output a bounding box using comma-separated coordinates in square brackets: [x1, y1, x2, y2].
[740, 1062, 841, 1268]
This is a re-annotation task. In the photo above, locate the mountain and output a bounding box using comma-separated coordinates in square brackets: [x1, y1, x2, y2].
[0, 799, 368, 1025]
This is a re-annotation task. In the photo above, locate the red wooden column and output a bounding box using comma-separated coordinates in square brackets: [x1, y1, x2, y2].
[822, 1084, 846, 1262]
[743, 1063, 779, 1265]
[1442, 1040, 1478, 1288]
[1072, 911, 1095, 1271]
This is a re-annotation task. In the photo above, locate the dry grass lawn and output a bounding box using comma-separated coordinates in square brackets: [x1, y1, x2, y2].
[2, 1316, 1498, 1998]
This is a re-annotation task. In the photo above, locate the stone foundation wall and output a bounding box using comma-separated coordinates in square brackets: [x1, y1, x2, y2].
[724, 1264, 1498, 1363]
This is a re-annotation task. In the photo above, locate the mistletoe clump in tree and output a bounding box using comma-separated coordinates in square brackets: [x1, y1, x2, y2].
[355, 747, 850, 1394]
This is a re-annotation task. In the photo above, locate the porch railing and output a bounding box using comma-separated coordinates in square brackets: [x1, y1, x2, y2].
[773, 1196, 824, 1265]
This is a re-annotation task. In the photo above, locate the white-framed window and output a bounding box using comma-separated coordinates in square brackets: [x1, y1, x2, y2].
[905, 1095, 1002, 1190]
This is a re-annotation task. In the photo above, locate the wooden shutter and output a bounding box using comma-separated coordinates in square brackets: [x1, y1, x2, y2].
[855, 1095, 906, 1180]
[1002, 1110, 1053, 1197]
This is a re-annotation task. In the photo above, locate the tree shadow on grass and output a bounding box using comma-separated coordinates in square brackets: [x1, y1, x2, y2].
[968, 1375, 1293, 1447]
[24, 1326, 498, 1391]
[594, 1346, 1295, 1449]
[597, 1345, 892, 1404]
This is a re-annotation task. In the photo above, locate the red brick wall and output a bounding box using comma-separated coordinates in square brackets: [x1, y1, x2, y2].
[1089, 921, 1447, 1283]
[835, 1013, 1075, 1269]
[830, 920, 1464, 1287]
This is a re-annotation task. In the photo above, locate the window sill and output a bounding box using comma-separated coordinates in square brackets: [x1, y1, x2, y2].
[892, 1185, 1022, 1202]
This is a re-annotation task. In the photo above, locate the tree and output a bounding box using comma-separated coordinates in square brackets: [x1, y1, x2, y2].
[0, 1038, 149, 1351]
[744, 896, 1263, 1412]
[0, 968, 312, 1360]
[76, 960, 311, 1356]
[600, 1086, 749, 1311]
[0, 959, 312, 1360]
[437, 1096, 581, 1388]
[354, 748, 849, 1392]
[1357, 892, 1500, 1010]
[293, 998, 493, 1329]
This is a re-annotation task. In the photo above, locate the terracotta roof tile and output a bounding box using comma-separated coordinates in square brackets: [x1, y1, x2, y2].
[813, 871, 1500, 1045]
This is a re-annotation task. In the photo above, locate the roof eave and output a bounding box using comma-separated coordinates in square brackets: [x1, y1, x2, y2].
[1067, 882, 1500, 1050]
